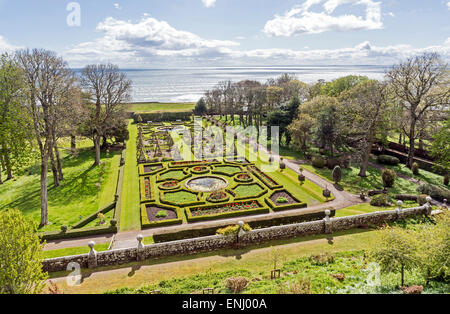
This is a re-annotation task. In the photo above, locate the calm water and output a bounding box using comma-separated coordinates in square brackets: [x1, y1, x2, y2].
[120, 65, 389, 102]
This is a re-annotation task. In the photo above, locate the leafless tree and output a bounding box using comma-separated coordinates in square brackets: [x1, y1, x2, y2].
[81, 64, 132, 166]
[386, 53, 449, 167]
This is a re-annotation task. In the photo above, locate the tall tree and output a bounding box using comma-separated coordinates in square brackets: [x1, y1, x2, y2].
[81, 64, 132, 166]
[0, 53, 33, 183]
[387, 53, 449, 167]
[16, 49, 74, 226]
[339, 80, 391, 177]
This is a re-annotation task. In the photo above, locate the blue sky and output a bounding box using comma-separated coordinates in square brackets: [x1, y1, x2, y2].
[0, 0, 449, 67]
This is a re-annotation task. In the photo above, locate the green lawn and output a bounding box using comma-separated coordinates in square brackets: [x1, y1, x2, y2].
[301, 164, 418, 195]
[234, 184, 264, 198]
[335, 202, 420, 217]
[43, 243, 110, 259]
[119, 121, 142, 231]
[380, 162, 446, 189]
[0, 142, 121, 232]
[126, 102, 195, 113]
[164, 191, 197, 203]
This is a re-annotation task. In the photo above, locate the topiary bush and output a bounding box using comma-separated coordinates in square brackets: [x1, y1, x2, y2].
[382, 169, 396, 188]
[110, 219, 117, 227]
[312, 156, 326, 168]
[370, 194, 391, 207]
[417, 184, 450, 202]
[332, 166, 342, 185]
[377, 155, 400, 166]
[61, 225, 68, 233]
[417, 194, 429, 206]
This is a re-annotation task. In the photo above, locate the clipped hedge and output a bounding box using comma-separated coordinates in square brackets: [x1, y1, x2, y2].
[370, 194, 391, 207]
[185, 203, 270, 223]
[140, 204, 183, 229]
[265, 190, 307, 212]
[41, 225, 117, 242]
[133, 111, 192, 123]
[377, 155, 400, 166]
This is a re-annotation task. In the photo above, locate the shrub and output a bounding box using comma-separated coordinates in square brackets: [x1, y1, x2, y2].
[370, 194, 391, 207]
[298, 173, 306, 182]
[377, 155, 400, 166]
[276, 197, 289, 204]
[156, 211, 167, 218]
[216, 223, 252, 236]
[444, 174, 449, 186]
[60, 225, 68, 233]
[110, 219, 117, 227]
[310, 253, 334, 266]
[280, 162, 286, 171]
[327, 157, 340, 169]
[417, 183, 450, 202]
[401, 286, 424, 295]
[382, 169, 396, 188]
[312, 156, 326, 168]
[417, 194, 429, 206]
[225, 277, 249, 294]
[412, 162, 420, 175]
[322, 187, 331, 198]
[277, 277, 312, 294]
[332, 166, 342, 185]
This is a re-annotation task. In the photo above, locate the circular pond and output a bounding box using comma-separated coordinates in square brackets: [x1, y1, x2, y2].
[185, 176, 228, 193]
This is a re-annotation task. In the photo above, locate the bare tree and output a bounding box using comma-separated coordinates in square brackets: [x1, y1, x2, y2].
[387, 53, 449, 167]
[81, 64, 131, 166]
[16, 49, 74, 226]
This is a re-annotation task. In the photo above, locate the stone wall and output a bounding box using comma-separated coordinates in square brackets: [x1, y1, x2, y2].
[42, 204, 429, 273]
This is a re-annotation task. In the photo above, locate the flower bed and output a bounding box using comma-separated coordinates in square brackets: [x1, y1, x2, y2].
[159, 180, 181, 190]
[248, 165, 282, 189]
[265, 190, 307, 211]
[141, 204, 183, 229]
[206, 190, 230, 203]
[191, 166, 210, 174]
[169, 159, 218, 168]
[235, 173, 253, 183]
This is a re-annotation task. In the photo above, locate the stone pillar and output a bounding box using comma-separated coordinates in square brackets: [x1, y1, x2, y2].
[324, 210, 332, 234]
[87, 241, 98, 269]
[396, 201, 403, 219]
[236, 221, 246, 246]
[137, 235, 145, 261]
[425, 196, 433, 216]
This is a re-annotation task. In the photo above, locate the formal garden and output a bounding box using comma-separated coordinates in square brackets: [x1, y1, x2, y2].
[136, 119, 332, 230]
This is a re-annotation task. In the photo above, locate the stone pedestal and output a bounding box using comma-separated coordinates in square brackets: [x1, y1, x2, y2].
[87, 241, 98, 269]
[137, 235, 145, 261]
[324, 210, 333, 234]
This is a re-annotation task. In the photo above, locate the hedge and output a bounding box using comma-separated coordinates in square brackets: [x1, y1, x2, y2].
[377, 155, 400, 166]
[185, 206, 270, 223]
[41, 225, 117, 242]
[265, 190, 307, 212]
[417, 183, 450, 202]
[140, 204, 183, 229]
[247, 166, 283, 189]
[133, 111, 192, 123]
[140, 176, 156, 202]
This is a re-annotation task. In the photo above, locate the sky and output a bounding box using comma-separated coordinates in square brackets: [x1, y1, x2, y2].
[0, 0, 449, 67]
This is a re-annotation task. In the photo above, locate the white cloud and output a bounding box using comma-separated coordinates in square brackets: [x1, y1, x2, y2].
[113, 3, 122, 10]
[202, 0, 216, 8]
[0, 35, 22, 53]
[264, 0, 383, 37]
[447, 1, 450, 10]
[63, 17, 450, 67]
[64, 16, 239, 66]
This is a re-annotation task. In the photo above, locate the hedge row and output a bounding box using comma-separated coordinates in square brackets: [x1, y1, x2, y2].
[40, 225, 117, 242]
[265, 190, 307, 212]
[133, 111, 192, 123]
[247, 166, 283, 190]
[140, 204, 183, 229]
[185, 206, 270, 223]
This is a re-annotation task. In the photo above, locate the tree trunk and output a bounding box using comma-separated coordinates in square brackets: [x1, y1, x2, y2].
[40, 156, 49, 227]
[4, 152, 13, 180]
[54, 142, 64, 181]
[94, 135, 101, 166]
[407, 119, 416, 168]
[71, 135, 76, 153]
[0, 153, 5, 172]
[399, 133, 402, 144]
[101, 135, 108, 150]
[359, 129, 376, 177]
[401, 264, 405, 287]
[49, 143, 59, 187]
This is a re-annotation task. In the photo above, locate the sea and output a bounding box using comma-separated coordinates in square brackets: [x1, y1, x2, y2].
[118, 65, 390, 103]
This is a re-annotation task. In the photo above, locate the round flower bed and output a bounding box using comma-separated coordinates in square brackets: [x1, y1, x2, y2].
[206, 190, 230, 203]
[191, 166, 210, 174]
[235, 173, 253, 183]
[159, 180, 181, 190]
